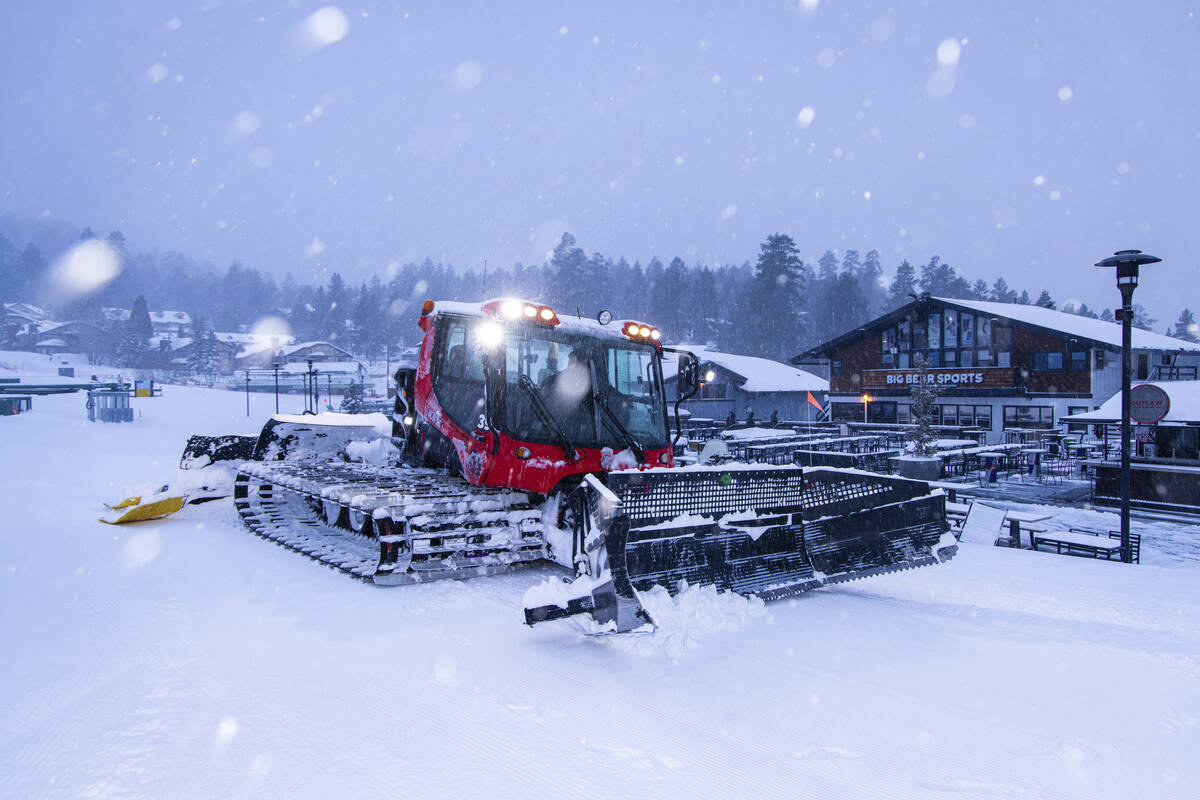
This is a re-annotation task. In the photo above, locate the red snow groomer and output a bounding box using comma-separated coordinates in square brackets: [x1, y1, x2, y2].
[228, 298, 956, 631]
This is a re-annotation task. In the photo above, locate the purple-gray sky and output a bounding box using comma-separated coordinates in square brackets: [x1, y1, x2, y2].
[1, 1, 1197, 319]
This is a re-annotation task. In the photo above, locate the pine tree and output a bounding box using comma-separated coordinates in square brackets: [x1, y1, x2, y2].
[650, 257, 688, 340]
[1131, 303, 1156, 332]
[1172, 308, 1199, 342]
[340, 380, 364, 413]
[971, 279, 989, 300]
[1034, 290, 1055, 309]
[990, 277, 1016, 303]
[885, 260, 916, 311]
[857, 249, 886, 317]
[1016, 290, 1031, 305]
[1100, 308, 1115, 322]
[550, 233, 590, 316]
[739, 234, 805, 361]
[909, 351, 941, 457]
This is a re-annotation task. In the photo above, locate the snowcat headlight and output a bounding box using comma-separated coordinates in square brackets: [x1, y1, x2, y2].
[650, 328, 661, 340]
[705, 369, 716, 383]
[539, 307, 554, 321]
[626, 323, 640, 336]
[477, 321, 504, 349]
[523, 304, 537, 318]
[403, 415, 415, 426]
[638, 326, 651, 337]
[500, 300, 522, 319]
[659, 452, 671, 464]
[514, 446, 532, 460]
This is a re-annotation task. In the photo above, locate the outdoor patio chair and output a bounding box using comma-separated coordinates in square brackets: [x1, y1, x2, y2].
[957, 501, 1009, 546]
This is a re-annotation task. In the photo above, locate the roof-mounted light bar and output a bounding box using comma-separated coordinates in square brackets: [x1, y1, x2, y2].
[482, 299, 560, 326]
[622, 321, 661, 343]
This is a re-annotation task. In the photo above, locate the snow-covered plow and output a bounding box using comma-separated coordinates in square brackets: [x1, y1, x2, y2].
[524, 466, 957, 632]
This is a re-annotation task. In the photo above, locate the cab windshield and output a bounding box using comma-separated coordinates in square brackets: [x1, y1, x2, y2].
[502, 325, 667, 451]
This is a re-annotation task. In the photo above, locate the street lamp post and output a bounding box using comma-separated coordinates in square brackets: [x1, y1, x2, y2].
[1095, 249, 1161, 564]
[861, 393, 872, 424]
[244, 369, 251, 417]
[272, 362, 280, 413]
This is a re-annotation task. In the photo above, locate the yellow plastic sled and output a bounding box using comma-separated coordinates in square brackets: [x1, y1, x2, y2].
[100, 490, 187, 524]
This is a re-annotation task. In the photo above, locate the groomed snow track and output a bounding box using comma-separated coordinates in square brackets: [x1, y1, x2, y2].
[233, 461, 548, 584]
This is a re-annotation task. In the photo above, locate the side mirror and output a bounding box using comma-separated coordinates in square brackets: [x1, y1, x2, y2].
[676, 351, 702, 401]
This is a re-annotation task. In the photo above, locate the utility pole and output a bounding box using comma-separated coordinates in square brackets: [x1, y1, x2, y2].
[244, 370, 251, 417]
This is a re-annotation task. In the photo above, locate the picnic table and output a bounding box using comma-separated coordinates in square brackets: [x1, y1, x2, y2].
[1004, 510, 1051, 548]
[1030, 529, 1138, 562]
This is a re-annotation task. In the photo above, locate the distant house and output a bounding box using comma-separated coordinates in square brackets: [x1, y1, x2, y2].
[149, 310, 191, 339]
[662, 345, 829, 423]
[2, 303, 53, 349]
[233, 340, 355, 371]
[99, 307, 131, 326]
[169, 336, 239, 373]
[34, 321, 113, 360]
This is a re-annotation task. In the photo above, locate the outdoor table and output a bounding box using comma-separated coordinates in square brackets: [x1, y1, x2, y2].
[1031, 530, 1123, 559]
[979, 452, 1005, 483]
[1005, 510, 1051, 548]
[1019, 448, 1047, 481]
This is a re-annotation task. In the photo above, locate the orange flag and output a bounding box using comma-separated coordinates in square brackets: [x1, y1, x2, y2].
[806, 390, 824, 411]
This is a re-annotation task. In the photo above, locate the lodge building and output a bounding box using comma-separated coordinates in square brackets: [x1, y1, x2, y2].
[796, 295, 1200, 444]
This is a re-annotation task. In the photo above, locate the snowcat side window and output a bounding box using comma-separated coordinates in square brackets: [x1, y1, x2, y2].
[433, 319, 487, 431]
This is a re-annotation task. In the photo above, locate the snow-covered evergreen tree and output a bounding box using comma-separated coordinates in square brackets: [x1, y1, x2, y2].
[885, 259, 916, 310]
[1172, 308, 1198, 342]
[909, 351, 940, 457]
[339, 381, 364, 413]
[1035, 290, 1055, 309]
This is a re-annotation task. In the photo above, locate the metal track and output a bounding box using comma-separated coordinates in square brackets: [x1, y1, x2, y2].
[233, 461, 548, 584]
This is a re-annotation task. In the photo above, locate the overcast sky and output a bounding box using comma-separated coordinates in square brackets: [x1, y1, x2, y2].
[1, 1, 1197, 319]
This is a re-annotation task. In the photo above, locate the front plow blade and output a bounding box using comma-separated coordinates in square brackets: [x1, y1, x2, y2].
[525, 467, 956, 631]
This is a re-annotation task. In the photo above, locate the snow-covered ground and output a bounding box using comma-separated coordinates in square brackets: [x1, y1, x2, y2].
[3, 352, 1200, 799]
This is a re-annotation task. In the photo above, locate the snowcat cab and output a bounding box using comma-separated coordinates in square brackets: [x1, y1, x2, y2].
[399, 298, 680, 494]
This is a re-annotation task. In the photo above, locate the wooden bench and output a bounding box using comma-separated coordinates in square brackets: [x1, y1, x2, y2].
[1030, 527, 1140, 564]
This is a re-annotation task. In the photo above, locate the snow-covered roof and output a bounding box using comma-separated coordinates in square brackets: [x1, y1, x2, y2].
[1064, 381, 1200, 424]
[934, 298, 1200, 352]
[3, 302, 50, 321]
[282, 341, 352, 357]
[279, 360, 363, 374]
[149, 310, 191, 325]
[214, 331, 295, 346]
[431, 298, 650, 344]
[663, 345, 828, 393]
[100, 307, 130, 322]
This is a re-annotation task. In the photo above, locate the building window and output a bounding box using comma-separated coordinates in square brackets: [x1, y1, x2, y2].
[1033, 351, 1064, 370]
[927, 350, 941, 367]
[928, 314, 941, 349]
[898, 353, 910, 369]
[975, 406, 993, 430]
[943, 311, 957, 348]
[881, 351, 894, 367]
[939, 405, 958, 425]
[961, 313, 974, 347]
[868, 401, 897, 424]
[897, 404, 911, 424]
[831, 402, 864, 423]
[1003, 405, 1054, 429]
[1095, 350, 1106, 369]
[960, 349, 974, 367]
[943, 349, 957, 366]
[1069, 349, 1088, 371]
[976, 349, 992, 366]
[898, 320, 910, 351]
[831, 359, 842, 376]
[701, 382, 727, 399]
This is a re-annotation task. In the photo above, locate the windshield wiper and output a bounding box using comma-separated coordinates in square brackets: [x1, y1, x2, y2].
[518, 375, 578, 462]
[593, 392, 645, 462]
